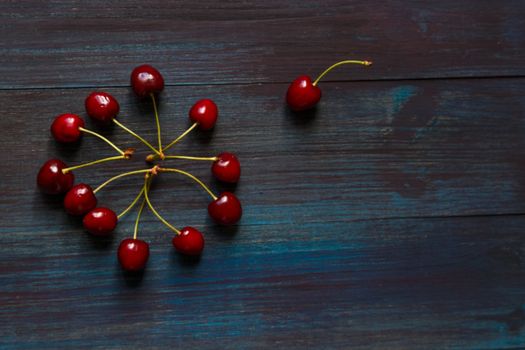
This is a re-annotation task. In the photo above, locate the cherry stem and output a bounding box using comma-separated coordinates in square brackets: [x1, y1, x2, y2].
[143, 174, 181, 235]
[112, 118, 161, 156]
[62, 155, 127, 174]
[117, 187, 145, 219]
[163, 155, 218, 162]
[150, 93, 163, 152]
[133, 193, 147, 240]
[312, 60, 372, 86]
[159, 167, 218, 200]
[78, 127, 125, 156]
[162, 122, 198, 153]
[93, 168, 153, 194]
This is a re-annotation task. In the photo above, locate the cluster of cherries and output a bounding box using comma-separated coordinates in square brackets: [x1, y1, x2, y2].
[37, 64, 242, 272]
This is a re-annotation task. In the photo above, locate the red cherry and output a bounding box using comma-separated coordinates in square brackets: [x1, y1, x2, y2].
[212, 152, 241, 183]
[172, 227, 205, 256]
[50, 113, 85, 143]
[37, 159, 75, 195]
[118, 238, 150, 271]
[64, 183, 97, 216]
[286, 75, 322, 112]
[85, 91, 120, 123]
[208, 192, 242, 225]
[130, 64, 164, 98]
[83, 207, 117, 236]
[189, 99, 218, 130]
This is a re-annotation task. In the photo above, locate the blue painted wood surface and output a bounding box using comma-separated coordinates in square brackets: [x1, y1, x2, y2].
[1, 1, 525, 349]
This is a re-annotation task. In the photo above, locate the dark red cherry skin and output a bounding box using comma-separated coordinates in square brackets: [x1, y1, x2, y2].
[118, 238, 150, 271]
[37, 159, 75, 195]
[172, 227, 205, 256]
[85, 91, 120, 123]
[189, 99, 218, 130]
[208, 192, 242, 225]
[130, 64, 164, 98]
[64, 183, 97, 216]
[83, 207, 117, 236]
[212, 152, 241, 183]
[286, 75, 322, 111]
[50, 113, 85, 143]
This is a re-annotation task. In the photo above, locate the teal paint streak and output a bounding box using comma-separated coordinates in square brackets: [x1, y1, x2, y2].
[386, 85, 419, 122]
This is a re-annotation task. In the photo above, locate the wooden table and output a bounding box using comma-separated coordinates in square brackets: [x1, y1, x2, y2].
[2, 1, 525, 348]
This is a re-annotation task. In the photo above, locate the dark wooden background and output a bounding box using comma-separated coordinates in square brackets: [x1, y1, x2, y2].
[1, 1, 525, 349]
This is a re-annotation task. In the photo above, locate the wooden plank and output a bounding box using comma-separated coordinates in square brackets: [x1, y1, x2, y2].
[2, 213, 525, 349]
[0, 0, 524, 88]
[2, 78, 525, 225]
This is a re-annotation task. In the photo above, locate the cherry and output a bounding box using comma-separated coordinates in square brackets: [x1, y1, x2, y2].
[172, 226, 205, 256]
[50, 113, 85, 143]
[118, 238, 150, 271]
[64, 183, 97, 216]
[286, 60, 372, 112]
[130, 64, 164, 98]
[208, 192, 242, 225]
[85, 91, 120, 123]
[83, 207, 117, 236]
[189, 99, 218, 130]
[286, 75, 322, 112]
[37, 159, 75, 195]
[212, 152, 240, 183]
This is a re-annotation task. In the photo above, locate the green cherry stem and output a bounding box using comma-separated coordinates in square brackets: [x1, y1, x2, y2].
[93, 168, 153, 194]
[78, 127, 125, 156]
[312, 60, 372, 86]
[143, 174, 181, 235]
[163, 155, 218, 162]
[112, 118, 162, 156]
[62, 155, 128, 174]
[133, 194, 147, 240]
[159, 167, 217, 200]
[162, 122, 198, 152]
[150, 93, 163, 152]
[117, 187, 145, 219]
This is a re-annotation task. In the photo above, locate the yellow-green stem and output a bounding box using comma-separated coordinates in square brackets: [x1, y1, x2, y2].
[93, 168, 152, 194]
[62, 155, 125, 174]
[150, 93, 163, 152]
[133, 196, 147, 240]
[143, 175, 180, 234]
[118, 187, 145, 219]
[159, 167, 217, 200]
[312, 60, 372, 86]
[162, 122, 198, 152]
[78, 127, 125, 155]
[164, 155, 218, 162]
[112, 118, 161, 156]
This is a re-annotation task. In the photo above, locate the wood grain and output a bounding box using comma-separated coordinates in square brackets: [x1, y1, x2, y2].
[1, 78, 525, 348]
[1, 1, 525, 349]
[0, 0, 524, 88]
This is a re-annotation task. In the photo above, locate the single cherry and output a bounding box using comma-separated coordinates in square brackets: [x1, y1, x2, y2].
[83, 207, 118, 236]
[118, 238, 150, 271]
[130, 64, 164, 98]
[85, 91, 120, 123]
[189, 99, 218, 130]
[64, 183, 97, 216]
[286, 75, 322, 112]
[286, 60, 372, 112]
[208, 192, 242, 225]
[50, 113, 85, 143]
[37, 159, 75, 195]
[172, 227, 205, 256]
[212, 152, 241, 183]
